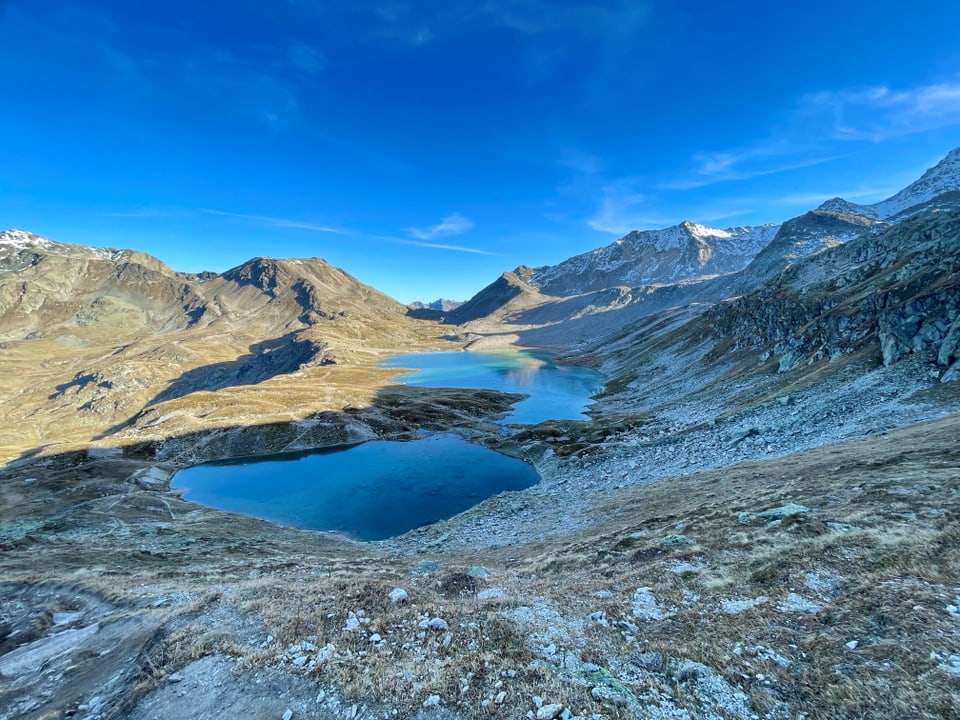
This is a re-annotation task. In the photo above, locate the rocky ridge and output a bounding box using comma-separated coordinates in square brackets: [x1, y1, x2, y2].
[0, 230, 408, 341]
[409, 299, 464, 312]
[527, 221, 780, 296]
[452, 146, 960, 355]
[818, 146, 960, 219]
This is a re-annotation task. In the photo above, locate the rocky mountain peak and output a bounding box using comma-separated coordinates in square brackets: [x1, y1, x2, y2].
[0, 228, 45, 245]
[525, 221, 780, 296]
[817, 145, 960, 220]
[409, 298, 463, 312]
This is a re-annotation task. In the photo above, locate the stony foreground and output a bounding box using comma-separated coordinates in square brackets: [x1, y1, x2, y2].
[2, 406, 959, 719]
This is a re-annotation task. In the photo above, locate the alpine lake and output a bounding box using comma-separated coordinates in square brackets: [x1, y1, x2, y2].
[171, 350, 604, 540]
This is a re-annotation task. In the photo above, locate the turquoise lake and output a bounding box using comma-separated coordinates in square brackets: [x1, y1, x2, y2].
[172, 350, 602, 539]
[380, 349, 604, 424]
[171, 433, 539, 541]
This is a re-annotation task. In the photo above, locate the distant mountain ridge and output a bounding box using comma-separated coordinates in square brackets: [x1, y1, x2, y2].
[454, 145, 960, 327]
[0, 229, 406, 341]
[409, 298, 463, 312]
[818, 147, 960, 220]
[527, 220, 780, 296]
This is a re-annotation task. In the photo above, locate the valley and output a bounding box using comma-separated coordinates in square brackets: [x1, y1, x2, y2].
[2, 149, 960, 719]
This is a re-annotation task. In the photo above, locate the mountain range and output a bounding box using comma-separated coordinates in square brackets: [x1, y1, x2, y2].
[1, 146, 960, 457]
[3, 148, 960, 720]
[449, 146, 960, 335]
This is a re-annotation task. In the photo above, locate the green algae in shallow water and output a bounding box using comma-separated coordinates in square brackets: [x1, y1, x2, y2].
[171, 434, 538, 541]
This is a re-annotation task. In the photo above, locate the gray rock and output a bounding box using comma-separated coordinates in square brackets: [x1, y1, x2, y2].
[757, 503, 809, 520]
[411, 560, 439, 576]
[591, 686, 628, 707]
[476, 588, 506, 601]
[388, 588, 409, 604]
[536, 703, 564, 719]
[419, 617, 448, 631]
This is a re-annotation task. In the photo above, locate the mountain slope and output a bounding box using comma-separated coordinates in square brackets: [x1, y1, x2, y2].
[733, 209, 888, 289]
[597, 207, 960, 420]
[818, 147, 960, 219]
[528, 220, 780, 296]
[0, 230, 437, 455]
[0, 230, 407, 341]
[452, 146, 960, 342]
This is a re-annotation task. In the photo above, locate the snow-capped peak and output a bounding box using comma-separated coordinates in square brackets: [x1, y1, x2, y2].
[0, 229, 52, 250]
[528, 220, 781, 295]
[817, 146, 960, 220]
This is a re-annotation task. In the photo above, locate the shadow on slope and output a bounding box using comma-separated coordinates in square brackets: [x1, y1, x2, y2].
[145, 332, 332, 408]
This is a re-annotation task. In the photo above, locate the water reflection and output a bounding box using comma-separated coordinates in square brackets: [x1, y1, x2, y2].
[380, 350, 603, 424]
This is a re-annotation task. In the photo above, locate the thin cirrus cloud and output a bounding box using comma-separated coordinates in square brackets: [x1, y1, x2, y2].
[773, 187, 898, 207]
[201, 209, 347, 235]
[402, 212, 474, 240]
[397, 239, 498, 256]
[801, 81, 960, 141]
[200, 209, 495, 254]
[665, 80, 960, 191]
[586, 180, 671, 235]
[660, 150, 841, 191]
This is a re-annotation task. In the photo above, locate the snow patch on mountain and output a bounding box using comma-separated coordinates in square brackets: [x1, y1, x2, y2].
[0, 229, 53, 251]
[529, 221, 780, 296]
[819, 147, 960, 220]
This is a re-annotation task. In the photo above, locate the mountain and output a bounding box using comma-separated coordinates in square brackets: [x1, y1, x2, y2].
[597, 205, 960, 425]
[452, 146, 960, 338]
[0, 230, 407, 341]
[818, 147, 960, 220]
[447, 268, 545, 324]
[527, 220, 780, 296]
[0, 230, 429, 453]
[409, 298, 463, 312]
[732, 209, 888, 289]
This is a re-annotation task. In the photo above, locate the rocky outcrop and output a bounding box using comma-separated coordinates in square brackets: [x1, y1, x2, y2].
[703, 209, 960, 377]
[818, 147, 960, 220]
[735, 210, 887, 291]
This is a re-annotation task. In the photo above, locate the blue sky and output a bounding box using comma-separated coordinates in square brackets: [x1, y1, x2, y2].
[3, 0, 960, 303]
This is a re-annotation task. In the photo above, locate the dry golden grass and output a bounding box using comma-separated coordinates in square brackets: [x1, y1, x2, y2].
[2, 389, 959, 718]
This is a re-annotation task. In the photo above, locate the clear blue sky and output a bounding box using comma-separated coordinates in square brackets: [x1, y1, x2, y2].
[3, 1, 960, 303]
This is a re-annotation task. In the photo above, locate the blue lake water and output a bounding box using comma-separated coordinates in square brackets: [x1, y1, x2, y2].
[171, 433, 539, 541]
[380, 349, 604, 424]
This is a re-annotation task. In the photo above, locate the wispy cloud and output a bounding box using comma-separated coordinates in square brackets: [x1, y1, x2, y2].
[586, 179, 670, 234]
[666, 80, 960, 191]
[773, 186, 899, 207]
[287, 41, 325, 74]
[201, 209, 348, 234]
[661, 149, 841, 190]
[800, 81, 960, 141]
[202, 208, 495, 254]
[403, 213, 474, 240]
[397, 239, 498, 255]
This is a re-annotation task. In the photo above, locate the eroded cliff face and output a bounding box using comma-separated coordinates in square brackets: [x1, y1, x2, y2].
[699, 209, 960, 380]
